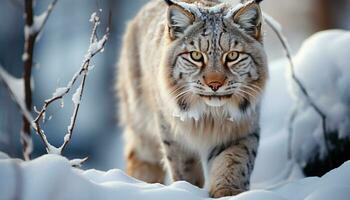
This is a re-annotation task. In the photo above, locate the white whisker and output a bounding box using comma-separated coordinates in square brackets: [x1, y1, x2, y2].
[249, 84, 263, 92]
[174, 89, 191, 101]
[237, 88, 256, 102]
[169, 85, 186, 94]
[241, 85, 260, 95]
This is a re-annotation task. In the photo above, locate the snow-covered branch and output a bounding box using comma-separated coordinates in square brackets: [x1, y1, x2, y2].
[24, 0, 58, 40]
[0, 66, 35, 124]
[263, 13, 332, 166]
[33, 11, 110, 156]
[21, 0, 59, 160]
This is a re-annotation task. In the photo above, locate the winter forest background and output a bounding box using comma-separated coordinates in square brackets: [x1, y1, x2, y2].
[0, 0, 350, 199]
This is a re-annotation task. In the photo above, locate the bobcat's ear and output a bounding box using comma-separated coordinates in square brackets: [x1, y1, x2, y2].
[167, 5, 195, 40]
[233, 2, 262, 40]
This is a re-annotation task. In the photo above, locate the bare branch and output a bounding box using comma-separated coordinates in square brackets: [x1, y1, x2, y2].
[263, 13, 333, 167]
[33, 11, 110, 155]
[22, 0, 35, 161]
[21, 0, 59, 160]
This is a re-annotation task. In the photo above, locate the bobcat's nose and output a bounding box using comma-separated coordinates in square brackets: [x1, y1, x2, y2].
[203, 72, 226, 92]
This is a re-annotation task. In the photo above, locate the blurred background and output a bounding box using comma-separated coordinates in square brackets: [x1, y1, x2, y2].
[0, 0, 349, 170]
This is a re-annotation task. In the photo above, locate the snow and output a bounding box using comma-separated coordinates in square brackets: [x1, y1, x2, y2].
[0, 67, 25, 105]
[72, 86, 82, 105]
[86, 34, 108, 59]
[52, 87, 68, 98]
[24, 0, 57, 39]
[70, 157, 88, 168]
[0, 153, 349, 200]
[47, 144, 62, 155]
[289, 30, 350, 163]
[22, 52, 30, 61]
[89, 12, 98, 23]
[24, 11, 48, 39]
[0, 65, 34, 123]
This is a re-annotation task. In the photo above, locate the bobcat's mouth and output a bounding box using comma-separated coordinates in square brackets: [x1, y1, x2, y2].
[198, 94, 233, 100]
[198, 94, 233, 107]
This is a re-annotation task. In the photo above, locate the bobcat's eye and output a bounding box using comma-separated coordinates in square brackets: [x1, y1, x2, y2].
[190, 51, 204, 62]
[225, 51, 240, 63]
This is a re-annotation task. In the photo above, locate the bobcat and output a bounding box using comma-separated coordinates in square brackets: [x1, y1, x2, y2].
[116, 0, 267, 198]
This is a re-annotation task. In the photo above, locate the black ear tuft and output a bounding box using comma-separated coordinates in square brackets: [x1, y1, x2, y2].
[164, 0, 174, 6]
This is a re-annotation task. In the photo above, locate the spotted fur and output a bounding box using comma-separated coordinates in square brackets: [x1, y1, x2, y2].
[116, 0, 268, 198]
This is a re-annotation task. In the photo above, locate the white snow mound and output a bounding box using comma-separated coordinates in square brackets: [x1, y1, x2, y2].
[0, 154, 349, 200]
[289, 30, 350, 163]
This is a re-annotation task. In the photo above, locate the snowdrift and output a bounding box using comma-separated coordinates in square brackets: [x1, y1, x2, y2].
[0, 153, 349, 200]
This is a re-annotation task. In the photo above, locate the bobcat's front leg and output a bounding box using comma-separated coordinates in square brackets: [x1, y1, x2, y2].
[162, 139, 204, 187]
[208, 132, 259, 198]
[158, 117, 204, 188]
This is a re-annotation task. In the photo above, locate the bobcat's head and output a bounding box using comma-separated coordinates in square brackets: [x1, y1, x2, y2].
[161, 0, 268, 121]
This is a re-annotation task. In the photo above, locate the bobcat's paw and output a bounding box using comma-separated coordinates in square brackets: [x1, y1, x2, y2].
[209, 187, 244, 198]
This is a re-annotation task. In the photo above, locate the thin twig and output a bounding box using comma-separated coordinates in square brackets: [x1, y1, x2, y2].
[33, 11, 110, 154]
[263, 13, 333, 167]
[61, 13, 110, 153]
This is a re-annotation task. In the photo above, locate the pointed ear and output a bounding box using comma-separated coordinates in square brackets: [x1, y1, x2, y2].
[233, 2, 262, 40]
[167, 5, 195, 40]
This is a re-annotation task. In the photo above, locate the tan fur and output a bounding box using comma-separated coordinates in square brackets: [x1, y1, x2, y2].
[116, 0, 267, 198]
[126, 150, 165, 183]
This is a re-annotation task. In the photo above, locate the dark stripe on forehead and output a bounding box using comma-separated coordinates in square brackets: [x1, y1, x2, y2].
[198, 37, 202, 50]
[218, 32, 224, 51]
[206, 40, 210, 52]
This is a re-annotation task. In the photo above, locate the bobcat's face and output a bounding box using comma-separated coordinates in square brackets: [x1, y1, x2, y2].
[163, 1, 268, 120]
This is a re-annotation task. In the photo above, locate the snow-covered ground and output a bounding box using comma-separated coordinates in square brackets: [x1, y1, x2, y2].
[0, 153, 349, 200]
[1, 30, 350, 200]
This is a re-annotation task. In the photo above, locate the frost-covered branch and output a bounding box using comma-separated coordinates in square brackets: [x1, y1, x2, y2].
[21, 0, 59, 160]
[263, 13, 332, 167]
[0, 66, 35, 126]
[33, 11, 110, 156]
[24, 0, 58, 39]
[0, 65, 36, 159]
